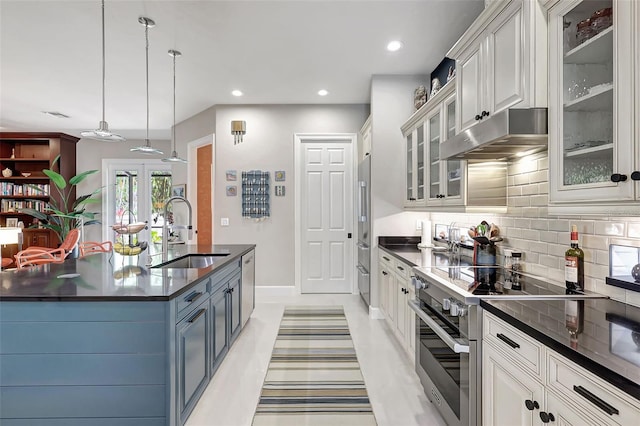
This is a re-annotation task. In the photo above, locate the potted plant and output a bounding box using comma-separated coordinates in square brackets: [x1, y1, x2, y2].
[20, 155, 101, 246]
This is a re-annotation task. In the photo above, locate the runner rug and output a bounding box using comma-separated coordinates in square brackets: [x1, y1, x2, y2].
[252, 305, 377, 426]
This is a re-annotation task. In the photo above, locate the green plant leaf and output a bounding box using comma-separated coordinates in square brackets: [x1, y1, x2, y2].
[69, 169, 98, 185]
[43, 169, 66, 189]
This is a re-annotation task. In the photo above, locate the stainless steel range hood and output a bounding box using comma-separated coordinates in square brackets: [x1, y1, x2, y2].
[441, 108, 548, 161]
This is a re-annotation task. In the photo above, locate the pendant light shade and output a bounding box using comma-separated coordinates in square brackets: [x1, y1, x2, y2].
[162, 49, 187, 163]
[81, 0, 125, 142]
[131, 16, 163, 155]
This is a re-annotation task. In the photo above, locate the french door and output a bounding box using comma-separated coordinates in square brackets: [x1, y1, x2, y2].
[102, 160, 172, 248]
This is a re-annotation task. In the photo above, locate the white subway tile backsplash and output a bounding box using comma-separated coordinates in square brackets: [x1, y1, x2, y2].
[529, 170, 548, 183]
[537, 182, 549, 194]
[506, 227, 523, 238]
[585, 263, 608, 280]
[530, 219, 548, 231]
[539, 231, 558, 244]
[594, 221, 625, 236]
[514, 174, 529, 185]
[508, 186, 522, 197]
[529, 241, 548, 254]
[522, 229, 540, 240]
[540, 254, 561, 269]
[522, 184, 539, 195]
[626, 290, 640, 308]
[582, 234, 608, 249]
[595, 249, 609, 266]
[548, 244, 567, 257]
[514, 218, 531, 228]
[548, 219, 570, 232]
[573, 220, 595, 235]
[537, 157, 548, 170]
[530, 195, 548, 206]
[627, 222, 640, 238]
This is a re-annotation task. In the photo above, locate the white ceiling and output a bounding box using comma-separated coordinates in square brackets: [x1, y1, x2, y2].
[0, 0, 483, 140]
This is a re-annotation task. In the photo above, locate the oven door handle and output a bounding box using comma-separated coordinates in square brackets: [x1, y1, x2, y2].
[408, 300, 470, 354]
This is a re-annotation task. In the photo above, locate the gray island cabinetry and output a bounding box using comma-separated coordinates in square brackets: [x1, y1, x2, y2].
[0, 245, 255, 426]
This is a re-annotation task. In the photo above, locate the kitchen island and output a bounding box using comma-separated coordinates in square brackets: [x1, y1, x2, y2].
[0, 244, 255, 426]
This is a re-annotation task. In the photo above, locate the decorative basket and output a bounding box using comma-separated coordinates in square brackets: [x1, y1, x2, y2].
[113, 241, 148, 256]
[112, 210, 147, 235]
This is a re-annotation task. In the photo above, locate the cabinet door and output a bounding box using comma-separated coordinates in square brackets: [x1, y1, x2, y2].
[457, 43, 484, 132]
[210, 285, 228, 374]
[23, 229, 51, 249]
[394, 275, 407, 343]
[483, 342, 544, 426]
[442, 93, 464, 204]
[228, 272, 242, 344]
[426, 108, 443, 203]
[386, 271, 397, 329]
[487, 1, 525, 114]
[177, 301, 209, 423]
[406, 285, 416, 362]
[545, 391, 605, 426]
[405, 132, 415, 204]
[415, 124, 425, 202]
[549, 0, 635, 203]
[379, 265, 390, 319]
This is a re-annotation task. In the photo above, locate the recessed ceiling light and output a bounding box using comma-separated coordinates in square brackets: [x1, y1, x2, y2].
[42, 111, 70, 119]
[386, 40, 403, 52]
[231, 90, 243, 97]
[317, 89, 329, 96]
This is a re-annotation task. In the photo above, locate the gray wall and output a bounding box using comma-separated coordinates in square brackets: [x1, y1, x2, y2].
[212, 104, 369, 287]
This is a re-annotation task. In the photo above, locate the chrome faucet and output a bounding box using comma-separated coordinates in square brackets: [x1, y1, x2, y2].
[162, 196, 193, 262]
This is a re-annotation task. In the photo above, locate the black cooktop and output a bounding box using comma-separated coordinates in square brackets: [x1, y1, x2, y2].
[429, 252, 592, 298]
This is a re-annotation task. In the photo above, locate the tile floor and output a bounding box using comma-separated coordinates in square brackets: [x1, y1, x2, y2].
[185, 294, 446, 426]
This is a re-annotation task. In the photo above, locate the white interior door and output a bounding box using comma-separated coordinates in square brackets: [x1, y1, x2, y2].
[298, 135, 354, 294]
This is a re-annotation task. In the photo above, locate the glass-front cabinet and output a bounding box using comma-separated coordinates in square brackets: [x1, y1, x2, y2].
[402, 81, 464, 209]
[548, 0, 637, 206]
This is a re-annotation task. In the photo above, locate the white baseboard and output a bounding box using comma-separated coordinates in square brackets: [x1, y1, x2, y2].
[255, 285, 296, 299]
[369, 307, 385, 320]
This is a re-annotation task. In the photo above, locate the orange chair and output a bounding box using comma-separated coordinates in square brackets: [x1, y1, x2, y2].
[27, 228, 81, 261]
[15, 247, 66, 269]
[79, 241, 113, 257]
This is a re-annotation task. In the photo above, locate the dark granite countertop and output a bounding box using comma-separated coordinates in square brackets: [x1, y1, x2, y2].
[378, 236, 431, 267]
[481, 298, 640, 400]
[0, 244, 255, 301]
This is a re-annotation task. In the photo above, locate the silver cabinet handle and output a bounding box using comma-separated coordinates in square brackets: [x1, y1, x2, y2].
[408, 300, 469, 353]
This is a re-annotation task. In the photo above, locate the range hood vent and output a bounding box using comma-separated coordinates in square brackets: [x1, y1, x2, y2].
[441, 108, 548, 161]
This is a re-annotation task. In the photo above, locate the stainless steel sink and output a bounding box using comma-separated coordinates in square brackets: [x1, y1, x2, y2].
[153, 254, 228, 269]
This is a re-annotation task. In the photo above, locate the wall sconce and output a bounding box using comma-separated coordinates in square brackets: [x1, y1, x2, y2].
[231, 120, 246, 144]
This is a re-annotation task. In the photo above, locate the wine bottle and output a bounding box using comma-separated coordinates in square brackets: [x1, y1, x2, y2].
[565, 225, 585, 291]
[565, 300, 584, 349]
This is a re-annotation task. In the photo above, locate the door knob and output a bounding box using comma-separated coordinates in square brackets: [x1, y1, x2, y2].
[610, 173, 627, 182]
[525, 400, 539, 411]
[539, 412, 555, 423]
[631, 171, 640, 181]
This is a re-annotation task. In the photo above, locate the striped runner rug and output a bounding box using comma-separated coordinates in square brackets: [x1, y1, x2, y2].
[252, 305, 377, 426]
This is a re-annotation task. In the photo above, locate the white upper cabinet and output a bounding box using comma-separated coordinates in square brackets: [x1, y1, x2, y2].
[402, 81, 465, 208]
[358, 115, 372, 162]
[448, 0, 547, 132]
[547, 0, 639, 213]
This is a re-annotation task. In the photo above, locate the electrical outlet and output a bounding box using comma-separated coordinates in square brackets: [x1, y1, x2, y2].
[416, 220, 422, 230]
[221, 218, 229, 226]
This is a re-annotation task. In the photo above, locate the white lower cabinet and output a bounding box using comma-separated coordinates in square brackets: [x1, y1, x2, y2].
[483, 311, 640, 426]
[483, 342, 544, 426]
[378, 251, 416, 363]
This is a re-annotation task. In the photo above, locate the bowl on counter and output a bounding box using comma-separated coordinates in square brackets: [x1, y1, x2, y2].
[21, 172, 31, 177]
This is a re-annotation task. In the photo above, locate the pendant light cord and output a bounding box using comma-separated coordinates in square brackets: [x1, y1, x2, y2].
[172, 52, 176, 152]
[101, 0, 106, 123]
[145, 21, 150, 145]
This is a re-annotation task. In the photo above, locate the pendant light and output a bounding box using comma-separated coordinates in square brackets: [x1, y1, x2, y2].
[81, 0, 125, 142]
[162, 50, 187, 163]
[131, 16, 163, 155]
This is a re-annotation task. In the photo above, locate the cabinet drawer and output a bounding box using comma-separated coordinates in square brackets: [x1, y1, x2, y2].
[483, 312, 544, 379]
[176, 279, 209, 322]
[379, 251, 393, 267]
[547, 352, 640, 426]
[393, 259, 411, 280]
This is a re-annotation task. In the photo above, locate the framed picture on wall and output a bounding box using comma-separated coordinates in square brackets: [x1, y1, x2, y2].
[5, 218, 18, 227]
[171, 184, 186, 197]
[226, 170, 237, 181]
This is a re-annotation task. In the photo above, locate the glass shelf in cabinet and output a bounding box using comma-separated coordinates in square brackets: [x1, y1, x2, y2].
[564, 84, 613, 111]
[564, 26, 613, 64]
